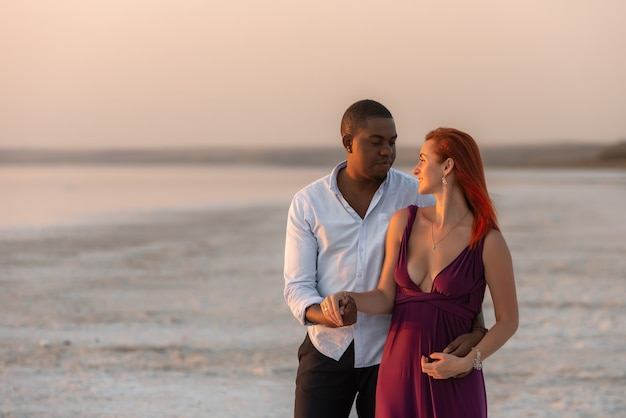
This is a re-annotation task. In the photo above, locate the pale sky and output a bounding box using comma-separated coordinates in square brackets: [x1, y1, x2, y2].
[1, 0, 625, 149]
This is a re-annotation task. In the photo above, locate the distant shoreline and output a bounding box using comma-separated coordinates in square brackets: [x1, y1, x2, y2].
[1, 141, 625, 168]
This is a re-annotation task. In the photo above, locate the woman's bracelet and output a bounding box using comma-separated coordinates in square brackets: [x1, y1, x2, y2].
[471, 347, 483, 370]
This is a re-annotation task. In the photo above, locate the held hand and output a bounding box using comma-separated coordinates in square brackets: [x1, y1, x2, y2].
[321, 292, 354, 327]
[442, 329, 485, 378]
[443, 328, 485, 356]
[421, 352, 472, 380]
[340, 295, 357, 326]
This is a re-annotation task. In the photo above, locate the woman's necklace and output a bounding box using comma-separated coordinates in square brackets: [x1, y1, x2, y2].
[431, 211, 469, 250]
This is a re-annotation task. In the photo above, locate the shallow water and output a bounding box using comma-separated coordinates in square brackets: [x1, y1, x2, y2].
[0, 165, 327, 230]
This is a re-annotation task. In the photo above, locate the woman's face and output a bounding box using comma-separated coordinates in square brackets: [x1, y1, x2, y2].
[413, 140, 444, 195]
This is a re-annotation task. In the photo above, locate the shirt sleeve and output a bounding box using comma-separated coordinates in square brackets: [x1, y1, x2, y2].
[417, 192, 436, 207]
[283, 194, 323, 326]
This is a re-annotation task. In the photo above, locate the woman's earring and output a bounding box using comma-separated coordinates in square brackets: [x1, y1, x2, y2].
[347, 146, 352, 153]
[441, 175, 448, 193]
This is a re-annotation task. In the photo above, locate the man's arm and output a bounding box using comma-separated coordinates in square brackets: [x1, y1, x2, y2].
[444, 311, 486, 356]
[442, 312, 486, 377]
[284, 196, 324, 326]
[308, 296, 357, 327]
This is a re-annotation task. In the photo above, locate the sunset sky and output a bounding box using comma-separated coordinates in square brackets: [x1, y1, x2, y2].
[1, 0, 625, 149]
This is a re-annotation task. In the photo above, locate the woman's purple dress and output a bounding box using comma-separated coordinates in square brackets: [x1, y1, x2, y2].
[375, 205, 488, 417]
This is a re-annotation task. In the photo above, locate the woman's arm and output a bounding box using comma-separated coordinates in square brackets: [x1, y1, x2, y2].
[472, 229, 519, 360]
[422, 229, 519, 378]
[323, 208, 407, 326]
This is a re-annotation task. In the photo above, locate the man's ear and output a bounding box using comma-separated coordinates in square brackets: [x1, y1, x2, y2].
[342, 134, 353, 152]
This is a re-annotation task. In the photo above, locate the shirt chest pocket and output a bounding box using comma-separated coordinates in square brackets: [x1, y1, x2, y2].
[374, 213, 393, 237]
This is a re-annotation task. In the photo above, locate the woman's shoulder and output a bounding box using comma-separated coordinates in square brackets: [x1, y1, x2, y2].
[484, 228, 505, 243]
[390, 206, 411, 223]
[391, 204, 425, 218]
[389, 205, 430, 230]
[387, 206, 414, 230]
[483, 228, 511, 258]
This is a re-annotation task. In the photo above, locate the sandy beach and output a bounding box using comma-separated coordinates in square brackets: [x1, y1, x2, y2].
[1, 205, 303, 417]
[1, 167, 625, 417]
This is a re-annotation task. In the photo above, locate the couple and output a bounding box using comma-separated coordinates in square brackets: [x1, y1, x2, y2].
[283, 99, 518, 418]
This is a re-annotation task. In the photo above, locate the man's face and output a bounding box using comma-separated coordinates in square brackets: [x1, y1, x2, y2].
[348, 117, 397, 181]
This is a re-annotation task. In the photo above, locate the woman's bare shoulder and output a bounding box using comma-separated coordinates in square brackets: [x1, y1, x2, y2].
[483, 228, 511, 258]
[484, 228, 505, 244]
[389, 207, 410, 230]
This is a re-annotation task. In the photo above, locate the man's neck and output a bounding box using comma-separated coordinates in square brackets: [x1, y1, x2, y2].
[337, 167, 384, 218]
[340, 166, 386, 193]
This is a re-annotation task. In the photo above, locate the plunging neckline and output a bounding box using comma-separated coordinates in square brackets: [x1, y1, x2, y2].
[406, 206, 471, 293]
[408, 246, 471, 293]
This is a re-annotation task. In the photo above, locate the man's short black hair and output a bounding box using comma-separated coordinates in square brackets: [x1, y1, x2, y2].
[340, 99, 393, 137]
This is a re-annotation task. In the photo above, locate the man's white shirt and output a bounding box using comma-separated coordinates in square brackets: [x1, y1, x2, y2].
[284, 161, 435, 367]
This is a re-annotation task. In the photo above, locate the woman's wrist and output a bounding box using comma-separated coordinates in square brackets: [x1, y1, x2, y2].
[459, 347, 482, 373]
[470, 347, 483, 370]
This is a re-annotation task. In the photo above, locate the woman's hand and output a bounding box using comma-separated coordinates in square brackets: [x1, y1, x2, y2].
[441, 328, 485, 377]
[321, 292, 355, 327]
[420, 352, 473, 380]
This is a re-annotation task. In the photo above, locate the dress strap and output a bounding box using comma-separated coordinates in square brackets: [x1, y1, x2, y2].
[397, 205, 419, 276]
[405, 205, 419, 236]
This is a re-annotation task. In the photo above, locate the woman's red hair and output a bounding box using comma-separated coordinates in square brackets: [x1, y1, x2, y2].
[425, 127, 499, 248]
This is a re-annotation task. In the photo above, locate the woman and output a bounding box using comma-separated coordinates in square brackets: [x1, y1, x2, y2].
[323, 127, 519, 417]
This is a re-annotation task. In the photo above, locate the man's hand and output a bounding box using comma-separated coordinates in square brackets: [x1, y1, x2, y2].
[442, 329, 485, 378]
[321, 292, 357, 327]
[340, 295, 357, 326]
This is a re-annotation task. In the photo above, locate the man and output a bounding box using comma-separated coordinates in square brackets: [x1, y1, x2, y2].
[284, 100, 484, 418]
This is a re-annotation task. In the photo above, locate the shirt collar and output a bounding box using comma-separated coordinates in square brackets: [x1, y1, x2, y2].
[329, 160, 347, 195]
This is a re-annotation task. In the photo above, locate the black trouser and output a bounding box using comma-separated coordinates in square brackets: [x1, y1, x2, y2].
[294, 334, 379, 418]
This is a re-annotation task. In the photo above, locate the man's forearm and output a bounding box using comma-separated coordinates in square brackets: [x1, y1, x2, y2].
[471, 311, 487, 333]
[305, 303, 338, 327]
[305, 297, 357, 328]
